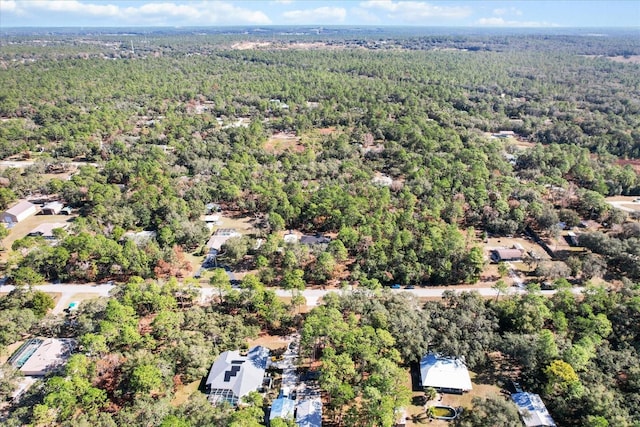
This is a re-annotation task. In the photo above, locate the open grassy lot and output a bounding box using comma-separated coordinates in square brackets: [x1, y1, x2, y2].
[0, 214, 75, 262]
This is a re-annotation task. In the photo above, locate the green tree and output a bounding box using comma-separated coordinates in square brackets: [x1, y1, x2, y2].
[129, 364, 163, 396]
[209, 267, 232, 303]
[28, 290, 55, 316]
[454, 396, 522, 427]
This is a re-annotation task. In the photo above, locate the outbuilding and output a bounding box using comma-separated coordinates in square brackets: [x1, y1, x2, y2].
[41, 201, 64, 215]
[511, 392, 556, 427]
[1, 200, 38, 224]
[490, 248, 523, 262]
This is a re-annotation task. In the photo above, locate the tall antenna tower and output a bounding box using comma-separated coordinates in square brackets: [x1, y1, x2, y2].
[130, 39, 135, 55]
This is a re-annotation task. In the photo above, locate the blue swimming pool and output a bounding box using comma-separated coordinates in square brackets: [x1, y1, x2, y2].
[8, 338, 43, 368]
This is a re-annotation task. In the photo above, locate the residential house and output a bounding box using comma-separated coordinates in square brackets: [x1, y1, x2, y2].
[300, 234, 331, 246]
[206, 346, 270, 406]
[419, 353, 472, 394]
[8, 338, 76, 376]
[206, 228, 242, 252]
[27, 222, 68, 240]
[511, 392, 556, 427]
[1, 200, 38, 224]
[492, 130, 516, 138]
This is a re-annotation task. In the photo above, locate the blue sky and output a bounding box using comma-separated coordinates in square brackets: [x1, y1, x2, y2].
[0, 1, 638, 28]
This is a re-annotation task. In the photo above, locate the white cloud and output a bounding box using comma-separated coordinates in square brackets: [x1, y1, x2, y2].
[28, 0, 120, 16]
[476, 17, 558, 27]
[282, 6, 347, 23]
[3, 1, 272, 25]
[271, 0, 294, 4]
[360, 0, 471, 21]
[493, 7, 522, 16]
[0, 0, 18, 13]
[350, 7, 381, 23]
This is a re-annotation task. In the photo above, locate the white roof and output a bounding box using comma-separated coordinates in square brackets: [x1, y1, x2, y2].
[512, 392, 556, 427]
[420, 354, 472, 392]
[284, 233, 299, 244]
[296, 398, 323, 427]
[206, 229, 241, 251]
[5, 200, 36, 216]
[206, 346, 270, 401]
[204, 214, 220, 223]
[42, 201, 64, 211]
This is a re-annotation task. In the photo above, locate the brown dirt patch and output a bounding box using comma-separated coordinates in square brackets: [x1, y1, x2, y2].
[615, 159, 640, 173]
[247, 333, 289, 351]
[318, 127, 336, 136]
[608, 55, 640, 64]
[264, 132, 303, 154]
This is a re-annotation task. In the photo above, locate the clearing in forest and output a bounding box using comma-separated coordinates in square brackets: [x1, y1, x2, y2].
[264, 132, 304, 154]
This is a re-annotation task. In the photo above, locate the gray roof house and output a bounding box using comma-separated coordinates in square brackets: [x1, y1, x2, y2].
[511, 392, 556, 427]
[300, 234, 331, 245]
[206, 346, 270, 406]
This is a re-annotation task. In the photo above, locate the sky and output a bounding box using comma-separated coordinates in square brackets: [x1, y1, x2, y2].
[0, 0, 638, 28]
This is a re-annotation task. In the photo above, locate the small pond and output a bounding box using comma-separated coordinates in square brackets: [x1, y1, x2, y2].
[432, 405, 458, 420]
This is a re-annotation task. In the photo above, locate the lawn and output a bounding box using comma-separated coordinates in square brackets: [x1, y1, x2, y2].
[171, 380, 201, 407]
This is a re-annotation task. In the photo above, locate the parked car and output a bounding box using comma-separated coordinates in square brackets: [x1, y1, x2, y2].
[390, 284, 401, 289]
[405, 285, 415, 289]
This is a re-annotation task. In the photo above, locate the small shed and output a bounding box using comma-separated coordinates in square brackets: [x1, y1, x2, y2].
[566, 232, 579, 247]
[41, 201, 64, 215]
[2, 200, 38, 224]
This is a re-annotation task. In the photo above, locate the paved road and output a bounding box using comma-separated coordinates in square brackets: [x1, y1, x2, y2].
[2, 281, 571, 312]
[607, 200, 640, 213]
[1, 283, 114, 314]
[0, 160, 99, 169]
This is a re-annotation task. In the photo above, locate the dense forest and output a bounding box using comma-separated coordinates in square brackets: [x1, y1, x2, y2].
[0, 28, 639, 426]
